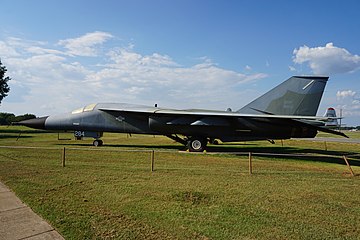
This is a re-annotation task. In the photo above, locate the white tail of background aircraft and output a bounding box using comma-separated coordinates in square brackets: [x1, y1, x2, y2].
[323, 107, 339, 128]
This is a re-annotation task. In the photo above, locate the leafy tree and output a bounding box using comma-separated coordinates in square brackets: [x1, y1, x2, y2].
[0, 112, 36, 125]
[14, 114, 36, 122]
[0, 112, 15, 125]
[0, 59, 11, 104]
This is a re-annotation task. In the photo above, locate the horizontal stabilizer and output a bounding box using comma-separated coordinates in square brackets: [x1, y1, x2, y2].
[314, 126, 348, 138]
[294, 119, 348, 138]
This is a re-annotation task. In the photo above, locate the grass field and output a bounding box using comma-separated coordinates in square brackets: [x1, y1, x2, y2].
[0, 126, 359, 239]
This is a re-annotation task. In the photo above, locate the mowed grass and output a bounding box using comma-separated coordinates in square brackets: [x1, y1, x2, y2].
[0, 127, 360, 239]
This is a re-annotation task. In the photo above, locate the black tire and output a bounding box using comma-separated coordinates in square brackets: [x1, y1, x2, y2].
[93, 140, 103, 147]
[187, 138, 207, 152]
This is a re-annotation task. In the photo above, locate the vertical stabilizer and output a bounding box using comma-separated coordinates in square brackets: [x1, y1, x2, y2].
[238, 76, 328, 116]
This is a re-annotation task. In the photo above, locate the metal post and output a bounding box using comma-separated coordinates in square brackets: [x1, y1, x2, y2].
[339, 108, 342, 132]
[151, 150, 155, 172]
[62, 147, 66, 167]
[249, 152, 252, 175]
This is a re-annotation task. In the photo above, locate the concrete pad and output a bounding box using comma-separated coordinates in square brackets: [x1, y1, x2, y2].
[0, 182, 65, 240]
[0, 207, 53, 240]
[25, 230, 65, 240]
[0, 182, 9, 193]
[0, 191, 26, 212]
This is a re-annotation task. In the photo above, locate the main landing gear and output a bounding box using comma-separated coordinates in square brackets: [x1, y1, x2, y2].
[167, 135, 209, 152]
[186, 137, 207, 152]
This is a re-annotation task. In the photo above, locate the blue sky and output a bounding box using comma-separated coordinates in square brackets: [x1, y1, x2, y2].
[1, 0, 360, 125]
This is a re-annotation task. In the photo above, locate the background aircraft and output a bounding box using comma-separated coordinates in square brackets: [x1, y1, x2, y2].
[18, 76, 347, 151]
[323, 107, 340, 128]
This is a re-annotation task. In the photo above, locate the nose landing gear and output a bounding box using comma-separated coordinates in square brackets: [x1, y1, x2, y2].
[93, 139, 103, 147]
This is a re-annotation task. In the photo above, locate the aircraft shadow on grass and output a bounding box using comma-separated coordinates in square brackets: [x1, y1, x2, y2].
[207, 145, 359, 166]
[0, 135, 33, 140]
[0, 129, 51, 140]
[57, 142, 185, 151]
[232, 147, 360, 167]
[57, 142, 360, 167]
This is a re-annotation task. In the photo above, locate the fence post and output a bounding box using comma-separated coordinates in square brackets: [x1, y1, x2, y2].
[151, 150, 155, 172]
[249, 152, 253, 175]
[16, 132, 21, 141]
[343, 155, 354, 176]
[62, 147, 66, 167]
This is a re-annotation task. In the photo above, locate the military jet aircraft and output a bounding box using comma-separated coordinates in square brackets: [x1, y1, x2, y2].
[18, 76, 347, 151]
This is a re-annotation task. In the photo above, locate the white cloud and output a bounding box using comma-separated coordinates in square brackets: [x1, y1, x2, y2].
[0, 41, 20, 57]
[334, 90, 360, 121]
[293, 43, 360, 75]
[26, 46, 66, 56]
[288, 66, 296, 72]
[0, 32, 267, 116]
[336, 102, 360, 119]
[86, 47, 268, 109]
[336, 90, 356, 99]
[124, 86, 145, 95]
[352, 99, 360, 105]
[58, 31, 113, 56]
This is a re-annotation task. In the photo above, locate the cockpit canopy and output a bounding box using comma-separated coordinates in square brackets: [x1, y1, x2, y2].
[71, 103, 97, 114]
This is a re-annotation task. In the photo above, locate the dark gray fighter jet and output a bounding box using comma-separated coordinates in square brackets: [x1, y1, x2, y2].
[18, 76, 347, 151]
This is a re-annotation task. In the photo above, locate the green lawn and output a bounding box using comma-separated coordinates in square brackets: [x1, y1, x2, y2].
[0, 126, 359, 239]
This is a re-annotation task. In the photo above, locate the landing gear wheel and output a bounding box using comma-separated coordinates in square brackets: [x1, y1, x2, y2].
[187, 138, 207, 152]
[93, 139, 103, 147]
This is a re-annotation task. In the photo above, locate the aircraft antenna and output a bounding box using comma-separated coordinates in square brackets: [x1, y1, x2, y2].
[339, 108, 342, 132]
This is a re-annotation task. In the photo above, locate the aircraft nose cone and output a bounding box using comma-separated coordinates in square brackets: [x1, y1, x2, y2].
[16, 116, 48, 129]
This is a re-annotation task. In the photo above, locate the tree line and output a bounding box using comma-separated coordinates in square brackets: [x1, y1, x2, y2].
[0, 112, 36, 125]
